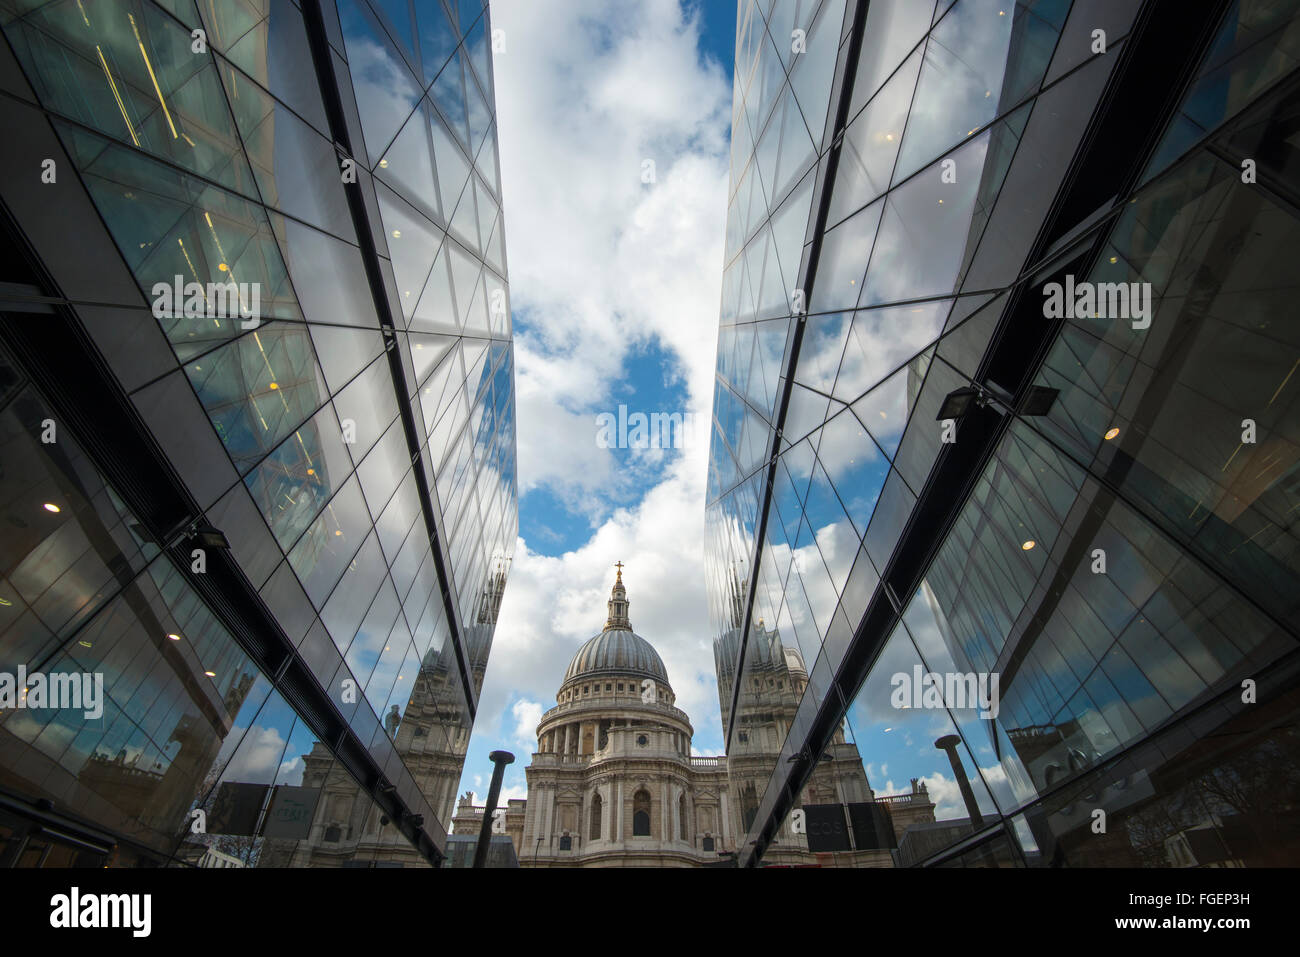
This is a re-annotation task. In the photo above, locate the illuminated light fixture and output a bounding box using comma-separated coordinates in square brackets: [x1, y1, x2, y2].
[43, 503, 61, 513]
[78, 640, 92, 648]
[218, 263, 228, 272]
[129, 12, 177, 139]
[0, 597, 11, 607]
[379, 159, 389, 168]
[204, 670, 216, 677]
[1022, 540, 1036, 550]
[268, 382, 279, 390]
[1105, 427, 1121, 440]
[334, 529, 343, 536]
[884, 727, 892, 732]
[1109, 256, 1118, 264]
[97, 45, 139, 146]
[168, 633, 181, 641]
[879, 411, 887, 418]
[885, 133, 894, 141]
[306, 468, 316, 476]
[392, 229, 401, 238]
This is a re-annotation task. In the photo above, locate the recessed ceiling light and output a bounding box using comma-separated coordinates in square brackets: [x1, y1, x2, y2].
[168, 633, 181, 641]
[1105, 427, 1121, 440]
[1022, 540, 1036, 550]
[43, 503, 61, 513]
[379, 159, 389, 168]
[204, 670, 216, 677]
[392, 229, 401, 238]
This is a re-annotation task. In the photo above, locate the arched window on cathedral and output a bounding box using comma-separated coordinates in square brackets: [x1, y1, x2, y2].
[633, 789, 651, 836]
[741, 782, 759, 833]
[678, 794, 687, 841]
[590, 792, 602, 840]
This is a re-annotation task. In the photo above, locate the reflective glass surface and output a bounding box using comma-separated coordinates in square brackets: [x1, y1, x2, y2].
[0, 0, 513, 866]
[706, 0, 1300, 867]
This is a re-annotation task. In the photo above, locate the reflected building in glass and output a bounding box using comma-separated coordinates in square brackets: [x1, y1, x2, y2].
[0, 0, 515, 867]
[706, 0, 1300, 867]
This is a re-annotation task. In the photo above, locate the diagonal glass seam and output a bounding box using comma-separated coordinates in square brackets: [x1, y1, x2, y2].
[359, 19, 496, 174]
[301, 0, 480, 722]
[214, 47, 333, 142]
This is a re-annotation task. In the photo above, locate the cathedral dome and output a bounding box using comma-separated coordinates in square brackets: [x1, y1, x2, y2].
[565, 628, 668, 684]
[562, 564, 669, 686]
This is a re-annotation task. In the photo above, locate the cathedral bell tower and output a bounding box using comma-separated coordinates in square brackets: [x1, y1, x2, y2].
[605, 562, 632, 630]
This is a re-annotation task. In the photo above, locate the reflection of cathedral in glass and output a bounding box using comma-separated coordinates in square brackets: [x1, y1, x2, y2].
[715, 571, 922, 866]
[0, 0, 515, 868]
[706, 0, 1300, 867]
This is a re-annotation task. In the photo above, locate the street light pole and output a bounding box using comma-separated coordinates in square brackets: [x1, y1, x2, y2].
[473, 750, 515, 868]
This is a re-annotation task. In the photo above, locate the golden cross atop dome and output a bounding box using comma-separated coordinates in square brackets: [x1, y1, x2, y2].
[614, 561, 624, 583]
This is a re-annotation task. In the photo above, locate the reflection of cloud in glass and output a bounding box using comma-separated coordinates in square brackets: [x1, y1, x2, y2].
[338, 5, 424, 164]
[218, 723, 288, 785]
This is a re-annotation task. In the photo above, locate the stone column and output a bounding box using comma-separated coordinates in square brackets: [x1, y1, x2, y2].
[563, 724, 571, 755]
[616, 779, 623, 841]
[661, 780, 669, 841]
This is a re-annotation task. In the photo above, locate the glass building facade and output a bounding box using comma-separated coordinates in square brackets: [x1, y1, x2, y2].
[0, 0, 515, 867]
[707, 0, 1300, 867]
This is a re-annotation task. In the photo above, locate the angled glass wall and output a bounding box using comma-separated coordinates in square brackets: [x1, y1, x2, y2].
[0, 0, 514, 867]
[707, 0, 1300, 867]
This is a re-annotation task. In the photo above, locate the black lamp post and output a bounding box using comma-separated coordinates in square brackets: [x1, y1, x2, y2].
[472, 750, 515, 868]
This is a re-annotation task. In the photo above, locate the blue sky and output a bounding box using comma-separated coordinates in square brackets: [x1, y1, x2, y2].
[453, 0, 739, 809]
[451, 0, 989, 827]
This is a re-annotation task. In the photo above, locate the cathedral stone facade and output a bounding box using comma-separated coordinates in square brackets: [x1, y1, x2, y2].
[453, 567, 933, 866]
[515, 566, 732, 865]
